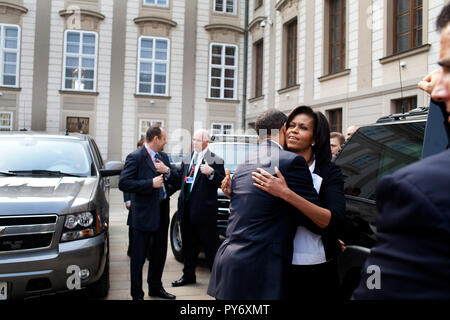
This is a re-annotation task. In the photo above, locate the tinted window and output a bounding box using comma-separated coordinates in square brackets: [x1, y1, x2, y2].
[0, 137, 94, 176]
[334, 121, 425, 201]
[209, 143, 258, 173]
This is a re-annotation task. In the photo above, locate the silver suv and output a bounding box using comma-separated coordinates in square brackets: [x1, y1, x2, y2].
[0, 132, 122, 300]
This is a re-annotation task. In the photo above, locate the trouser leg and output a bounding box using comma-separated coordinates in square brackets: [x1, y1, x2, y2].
[130, 229, 151, 299]
[180, 207, 197, 279]
[148, 200, 170, 290]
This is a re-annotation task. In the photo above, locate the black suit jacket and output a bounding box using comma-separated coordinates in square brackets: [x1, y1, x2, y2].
[352, 149, 450, 299]
[207, 141, 320, 300]
[118, 147, 175, 232]
[312, 161, 346, 260]
[123, 192, 132, 226]
[175, 149, 225, 225]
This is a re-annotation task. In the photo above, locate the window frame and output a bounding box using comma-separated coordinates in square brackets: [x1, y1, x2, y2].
[214, 0, 237, 15]
[285, 19, 297, 88]
[254, 39, 264, 98]
[0, 111, 13, 131]
[136, 36, 170, 96]
[138, 119, 165, 140]
[142, 0, 169, 8]
[0, 23, 21, 88]
[393, 0, 423, 54]
[62, 29, 98, 93]
[208, 42, 238, 100]
[329, 0, 346, 74]
[393, 96, 417, 114]
[327, 108, 343, 133]
[211, 122, 234, 135]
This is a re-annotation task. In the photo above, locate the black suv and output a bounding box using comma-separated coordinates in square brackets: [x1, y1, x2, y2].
[335, 102, 448, 298]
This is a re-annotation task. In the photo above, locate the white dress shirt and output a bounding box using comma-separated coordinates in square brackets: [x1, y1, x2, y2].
[291, 160, 327, 265]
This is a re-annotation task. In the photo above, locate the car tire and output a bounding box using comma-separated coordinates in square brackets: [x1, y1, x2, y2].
[170, 213, 184, 263]
[86, 236, 110, 299]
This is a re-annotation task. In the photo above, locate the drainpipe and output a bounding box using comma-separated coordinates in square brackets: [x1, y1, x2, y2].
[242, 0, 249, 130]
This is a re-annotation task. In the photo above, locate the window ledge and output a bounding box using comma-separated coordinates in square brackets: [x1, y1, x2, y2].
[59, 90, 99, 96]
[248, 95, 265, 103]
[379, 44, 431, 64]
[277, 84, 300, 94]
[205, 24, 244, 34]
[134, 94, 171, 100]
[206, 98, 240, 103]
[0, 86, 21, 92]
[134, 16, 177, 28]
[318, 69, 351, 82]
[59, 9, 105, 21]
[0, 1, 28, 14]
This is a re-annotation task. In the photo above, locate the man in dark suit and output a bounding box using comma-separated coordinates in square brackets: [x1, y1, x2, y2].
[352, 5, 450, 299]
[119, 126, 176, 300]
[207, 110, 321, 300]
[171, 129, 225, 287]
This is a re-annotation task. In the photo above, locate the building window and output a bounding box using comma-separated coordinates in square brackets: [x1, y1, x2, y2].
[329, 0, 346, 74]
[137, 37, 169, 96]
[285, 19, 297, 88]
[394, 0, 423, 54]
[0, 24, 20, 87]
[255, 0, 263, 9]
[327, 108, 342, 132]
[394, 96, 417, 114]
[254, 40, 264, 97]
[63, 30, 98, 92]
[66, 117, 90, 134]
[214, 0, 236, 14]
[0, 112, 13, 131]
[139, 119, 164, 140]
[211, 123, 234, 135]
[143, 0, 168, 7]
[209, 43, 238, 100]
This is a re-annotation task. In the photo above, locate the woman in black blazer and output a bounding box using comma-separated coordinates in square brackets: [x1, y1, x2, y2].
[253, 106, 346, 300]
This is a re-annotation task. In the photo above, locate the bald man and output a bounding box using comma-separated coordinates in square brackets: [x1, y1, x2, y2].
[172, 129, 225, 287]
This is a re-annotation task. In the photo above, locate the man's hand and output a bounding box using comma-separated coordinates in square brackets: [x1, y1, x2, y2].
[152, 175, 164, 188]
[418, 69, 442, 95]
[221, 168, 232, 198]
[125, 201, 131, 210]
[200, 161, 214, 177]
[155, 160, 169, 174]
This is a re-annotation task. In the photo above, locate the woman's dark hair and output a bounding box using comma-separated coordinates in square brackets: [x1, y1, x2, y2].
[285, 105, 332, 165]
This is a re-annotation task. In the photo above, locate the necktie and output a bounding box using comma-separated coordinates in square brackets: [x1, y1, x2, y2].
[154, 153, 167, 201]
[185, 153, 198, 201]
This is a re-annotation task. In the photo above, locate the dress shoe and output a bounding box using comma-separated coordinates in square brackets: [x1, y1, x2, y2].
[149, 288, 176, 300]
[172, 276, 196, 287]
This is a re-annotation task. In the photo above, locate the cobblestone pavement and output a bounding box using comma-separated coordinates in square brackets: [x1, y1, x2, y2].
[105, 188, 213, 300]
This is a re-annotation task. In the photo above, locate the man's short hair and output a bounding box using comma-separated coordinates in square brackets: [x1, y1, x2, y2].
[255, 109, 287, 138]
[330, 132, 345, 146]
[437, 3, 450, 31]
[146, 126, 162, 142]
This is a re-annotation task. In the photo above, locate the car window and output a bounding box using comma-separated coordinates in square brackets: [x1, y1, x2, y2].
[0, 137, 94, 177]
[209, 143, 258, 173]
[334, 121, 425, 201]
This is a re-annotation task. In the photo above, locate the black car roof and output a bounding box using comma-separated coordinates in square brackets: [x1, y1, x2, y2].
[0, 131, 91, 141]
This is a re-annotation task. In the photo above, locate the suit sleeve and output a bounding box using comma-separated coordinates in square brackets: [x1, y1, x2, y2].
[283, 156, 324, 235]
[210, 160, 225, 189]
[118, 153, 154, 195]
[123, 192, 130, 202]
[321, 164, 346, 233]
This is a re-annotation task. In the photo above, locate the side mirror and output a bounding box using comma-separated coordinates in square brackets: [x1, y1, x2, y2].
[100, 161, 123, 177]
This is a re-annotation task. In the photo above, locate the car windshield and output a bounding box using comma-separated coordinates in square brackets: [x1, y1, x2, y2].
[209, 143, 258, 173]
[0, 136, 94, 177]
